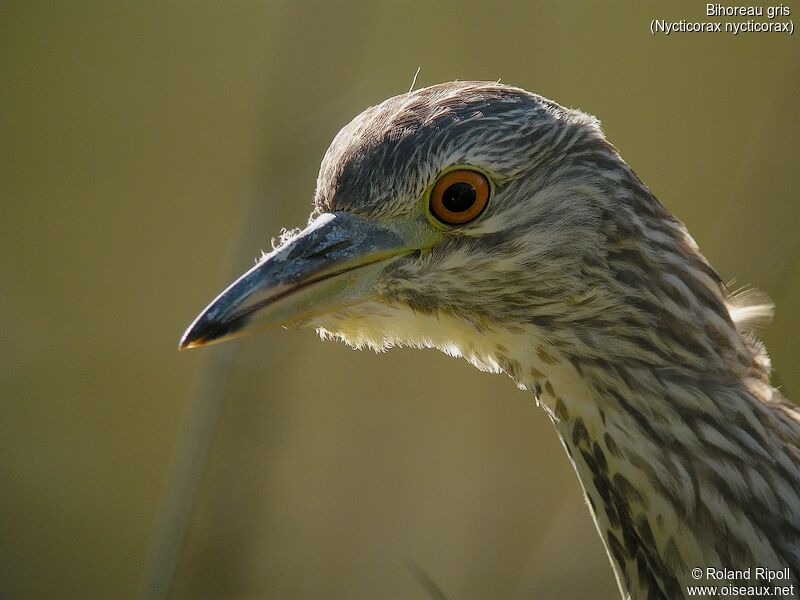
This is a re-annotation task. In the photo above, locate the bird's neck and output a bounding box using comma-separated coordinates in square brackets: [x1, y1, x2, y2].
[513, 346, 800, 600]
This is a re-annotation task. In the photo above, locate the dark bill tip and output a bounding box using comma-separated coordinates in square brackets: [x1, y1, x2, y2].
[178, 311, 247, 350]
[178, 332, 204, 351]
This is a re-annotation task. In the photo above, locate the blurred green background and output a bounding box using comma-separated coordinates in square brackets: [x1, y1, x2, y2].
[1, 2, 798, 599]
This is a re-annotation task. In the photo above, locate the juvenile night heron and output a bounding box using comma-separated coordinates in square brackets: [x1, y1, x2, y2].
[180, 82, 799, 599]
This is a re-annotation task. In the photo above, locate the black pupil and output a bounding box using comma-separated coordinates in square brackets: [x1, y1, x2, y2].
[441, 182, 477, 213]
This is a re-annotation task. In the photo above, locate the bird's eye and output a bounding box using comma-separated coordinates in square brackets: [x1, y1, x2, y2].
[429, 169, 490, 225]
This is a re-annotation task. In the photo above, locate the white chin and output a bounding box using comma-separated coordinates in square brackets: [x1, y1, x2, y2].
[308, 301, 522, 377]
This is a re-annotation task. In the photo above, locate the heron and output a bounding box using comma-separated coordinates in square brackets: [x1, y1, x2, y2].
[180, 82, 800, 599]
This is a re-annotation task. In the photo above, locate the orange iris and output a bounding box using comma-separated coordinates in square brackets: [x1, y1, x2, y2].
[429, 169, 490, 225]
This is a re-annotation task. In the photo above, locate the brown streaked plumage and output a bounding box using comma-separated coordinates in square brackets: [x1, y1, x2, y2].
[181, 82, 800, 599]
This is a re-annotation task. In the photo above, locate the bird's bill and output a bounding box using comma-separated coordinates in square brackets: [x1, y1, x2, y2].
[179, 212, 413, 349]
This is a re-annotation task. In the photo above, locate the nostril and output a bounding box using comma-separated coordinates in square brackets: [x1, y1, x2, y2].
[307, 239, 351, 259]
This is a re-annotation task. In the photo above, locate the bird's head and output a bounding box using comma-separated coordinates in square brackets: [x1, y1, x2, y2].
[181, 81, 721, 380]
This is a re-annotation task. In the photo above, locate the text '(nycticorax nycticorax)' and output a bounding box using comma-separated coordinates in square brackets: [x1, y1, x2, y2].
[180, 82, 800, 599]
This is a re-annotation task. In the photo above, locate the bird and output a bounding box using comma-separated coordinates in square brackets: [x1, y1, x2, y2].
[180, 82, 800, 599]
